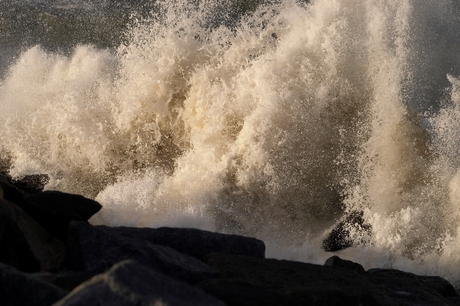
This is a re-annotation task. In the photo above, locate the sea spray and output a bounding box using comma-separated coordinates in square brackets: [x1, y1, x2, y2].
[2, 0, 460, 287]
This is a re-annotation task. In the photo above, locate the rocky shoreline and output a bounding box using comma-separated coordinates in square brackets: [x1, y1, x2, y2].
[1, 173, 459, 305]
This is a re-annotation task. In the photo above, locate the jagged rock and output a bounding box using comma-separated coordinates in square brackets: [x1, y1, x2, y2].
[24, 191, 102, 241]
[8, 174, 49, 194]
[0, 262, 66, 306]
[322, 210, 372, 252]
[88, 224, 265, 261]
[324, 255, 365, 273]
[366, 269, 460, 304]
[1, 174, 101, 242]
[0, 199, 40, 272]
[198, 278, 294, 306]
[65, 221, 219, 284]
[0, 173, 29, 202]
[0, 198, 65, 271]
[53, 260, 226, 306]
[31, 271, 93, 291]
[25, 191, 101, 221]
[199, 254, 458, 306]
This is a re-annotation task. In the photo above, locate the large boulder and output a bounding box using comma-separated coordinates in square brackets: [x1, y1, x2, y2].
[25, 191, 102, 221]
[324, 255, 365, 273]
[0, 198, 65, 271]
[24, 191, 102, 242]
[198, 254, 459, 306]
[322, 210, 372, 252]
[0, 173, 29, 204]
[1, 174, 101, 242]
[8, 174, 49, 194]
[86, 224, 265, 261]
[0, 199, 40, 272]
[53, 260, 226, 306]
[65, 221, 219, 284]
[0, 262, 66, 306]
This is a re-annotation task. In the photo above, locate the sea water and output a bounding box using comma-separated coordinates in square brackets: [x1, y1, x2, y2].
[2, 0, 460, 287]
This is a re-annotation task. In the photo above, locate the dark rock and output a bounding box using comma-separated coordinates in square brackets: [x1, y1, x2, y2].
[366, 269, 460, 302]
[25, 191, 101, 221]
[324, 255, 365, 273]
[1, 174, 101, 242]
[9, 174, 49, 194]
[0, 173, 29, 202]
[0, 262, 66, 306]
[31, 271, 93, 291]
[0, 199, 40, 272]
[322, 210, 372, 252]
[53, 260, 226, 306]
[0, 198, 65, 271]
[276, 286, 381, 306]
[198, 278, 294, 306]
[91, 224, 265, 261]
[65, 221, 219, 284]
[24, 191, 102, 242]
[419, 275, 459, 298]
[203, 253, 367, 291]
[200, 253, 458, 306]
[200, 253, 371, 305]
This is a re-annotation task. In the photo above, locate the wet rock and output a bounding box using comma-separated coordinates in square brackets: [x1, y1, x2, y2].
[198, 278, 294, 306]
[366, 269, 460, 304]
[322, 210, 372, 252]
[0, 198, 65, 271]
[1, 174, 101, 242]
[324, 255, 365, 273]
[31, 271, 93, 291]
[91, 224, 265, 261]
[24, 191, 102, 242]
[0, 199, 40, 272]
[0, 173, 29, 203]
[0, 262, 66, 306]
[65, 221, 219, 284]
[53, 260, 225, 306]
[199, 254, 458, 306]
[25, 191, 101, 221]
[8, 174, 49, 194]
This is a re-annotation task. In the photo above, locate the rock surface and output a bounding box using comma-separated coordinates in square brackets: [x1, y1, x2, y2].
[0, 173, 459, 305]
[0, 198, 40, 272]
[65, 221, 219, 283]
[90, 224, 266, 261]
[0, 174, 101, 242]
[0, 262, 66, 306]
[0, 198, 65, 271]
[323, 210, 372, 252]
[198, 253, 459, 306]
[53, 260, 226, 306]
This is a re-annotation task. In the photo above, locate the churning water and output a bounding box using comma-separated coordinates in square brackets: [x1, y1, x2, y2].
[2, 0, 460, 286]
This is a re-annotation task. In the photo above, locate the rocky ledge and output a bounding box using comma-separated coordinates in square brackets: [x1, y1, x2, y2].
[1, 173, 459, 306]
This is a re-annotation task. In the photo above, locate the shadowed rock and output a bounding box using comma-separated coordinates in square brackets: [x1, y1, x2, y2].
[89, 224, 265, 261]
[53, 260, 226, 306]
[0, 262, 66, 306]
[8, 174, 49, 194]
[198, 254, 458, 306]
[31, 271, 93, 292]
[65, 221, 219, 284]
[322, 210, 372, 252]
[24, 191, 102, 242]
[324, 255, 365, 273]
[1, 174, 101, 242]
[0, 198, 65, 271]
[25, 191, 101, 221]
[0, 199, 40, 272]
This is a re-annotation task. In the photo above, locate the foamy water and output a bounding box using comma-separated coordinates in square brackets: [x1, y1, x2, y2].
[2, 0, 460, 286]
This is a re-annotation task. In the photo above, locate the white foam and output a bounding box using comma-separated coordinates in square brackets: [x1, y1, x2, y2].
[2, 0, 460, 286]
